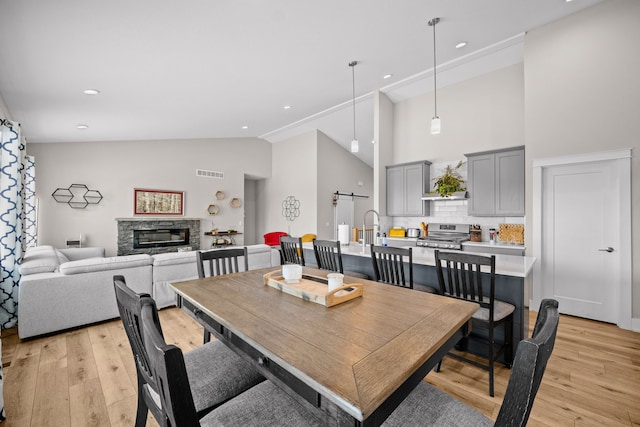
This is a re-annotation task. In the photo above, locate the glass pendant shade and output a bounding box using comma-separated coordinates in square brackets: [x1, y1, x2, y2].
[431, 117, 441, 134]
[351, 139, 359, 153]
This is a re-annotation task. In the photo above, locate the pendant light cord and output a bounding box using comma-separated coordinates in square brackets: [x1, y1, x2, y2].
[429, 18, 439, 117]
[349, 61, 357, 141]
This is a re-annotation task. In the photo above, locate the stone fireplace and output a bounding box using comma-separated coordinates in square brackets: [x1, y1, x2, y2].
[116, 218, 201, 255]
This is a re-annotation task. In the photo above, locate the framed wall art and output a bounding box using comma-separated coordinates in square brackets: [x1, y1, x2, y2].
[134, 189, 184, 215]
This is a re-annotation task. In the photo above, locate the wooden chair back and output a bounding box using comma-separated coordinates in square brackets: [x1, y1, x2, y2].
[113, 275, 165, 427]
[196, 247, 248, 278]
[434, 249, 496, 318]
[494, 299, 560, 427]
[140, 299, 201, 427]
[370, 244, 413, 288]
[279, 236, 305, 266]
[313, 239, 344, 273]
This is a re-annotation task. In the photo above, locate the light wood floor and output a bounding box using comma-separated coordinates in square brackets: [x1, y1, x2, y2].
[1, 307, 639, 426]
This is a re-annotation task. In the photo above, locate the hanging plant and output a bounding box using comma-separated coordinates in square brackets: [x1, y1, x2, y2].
[432, 160, 466, 197]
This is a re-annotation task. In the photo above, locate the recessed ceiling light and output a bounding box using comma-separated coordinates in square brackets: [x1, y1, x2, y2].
[383, 74, 393, 79]
[76, 124, 89, 129]
[241, 125, 248, 130]
[83, 89, 100, 95]
[455, 42, 467, 49]
[284, 105, 291, 110]
[371, 139, 375, 144]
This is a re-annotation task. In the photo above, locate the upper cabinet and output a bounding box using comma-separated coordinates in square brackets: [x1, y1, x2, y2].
[465, 146, 525, 216]
[386, 161, 431, 216]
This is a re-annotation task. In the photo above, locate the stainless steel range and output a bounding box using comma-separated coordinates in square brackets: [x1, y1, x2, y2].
[416, 223, 471, 250]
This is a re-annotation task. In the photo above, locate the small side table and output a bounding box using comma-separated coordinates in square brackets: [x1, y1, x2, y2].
[205, 231, 242, 248]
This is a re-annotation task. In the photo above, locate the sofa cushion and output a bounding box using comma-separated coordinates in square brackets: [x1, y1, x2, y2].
[19, 245, 59, 275]
[59, 247, 106, 261]
[152, 251, 198, 267]
[59, 254, 153, 275]
[55, 249, 70, 265]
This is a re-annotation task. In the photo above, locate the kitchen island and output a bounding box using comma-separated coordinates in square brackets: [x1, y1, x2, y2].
[302, 242, 536, 356]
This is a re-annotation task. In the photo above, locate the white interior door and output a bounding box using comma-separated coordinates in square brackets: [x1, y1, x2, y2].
[534, 150, 632, 327]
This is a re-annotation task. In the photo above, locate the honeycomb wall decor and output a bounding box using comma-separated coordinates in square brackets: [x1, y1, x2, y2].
[282, 196, 300, 221]
[52, 184, 103, 209]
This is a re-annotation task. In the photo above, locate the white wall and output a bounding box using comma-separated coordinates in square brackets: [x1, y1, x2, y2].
[27, 138, 272, 255]
[260, 130, 318, 238]
[317, 130, 373, 240]
[374, 91, 394, 215]
[393, 63, 525, 165]
[0, 93, 12, 120]
[524, 0, 640, 317]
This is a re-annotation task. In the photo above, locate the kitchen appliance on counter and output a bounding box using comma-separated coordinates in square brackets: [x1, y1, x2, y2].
[388, 227, 406, 238]
[406, 228, 421, 238]
[416, 223, 471, 250]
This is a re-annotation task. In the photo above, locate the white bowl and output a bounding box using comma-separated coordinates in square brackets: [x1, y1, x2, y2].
[282, 264, 302, 283]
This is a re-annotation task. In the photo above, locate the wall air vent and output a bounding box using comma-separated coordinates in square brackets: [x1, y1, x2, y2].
[196, 169, 224, 179]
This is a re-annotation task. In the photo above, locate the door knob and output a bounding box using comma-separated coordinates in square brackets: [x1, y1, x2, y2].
[598, 247, 614, 253]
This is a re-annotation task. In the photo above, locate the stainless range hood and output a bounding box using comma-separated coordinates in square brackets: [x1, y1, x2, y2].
[421, 191, 468, 201]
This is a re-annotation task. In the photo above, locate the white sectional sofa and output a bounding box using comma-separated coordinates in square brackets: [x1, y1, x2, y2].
[18, 244, 280, 339]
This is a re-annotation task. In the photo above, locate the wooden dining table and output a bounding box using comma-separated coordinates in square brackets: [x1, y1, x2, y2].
[171, 266, 478, 426]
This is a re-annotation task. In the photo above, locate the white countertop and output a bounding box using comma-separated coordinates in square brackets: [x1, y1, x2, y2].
[303, 242, 535, 278]
[463, 241, 525, 250]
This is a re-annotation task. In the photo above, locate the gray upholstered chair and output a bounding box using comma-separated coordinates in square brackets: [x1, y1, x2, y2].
[196, 247, 248, 343]
[433, 250, 515, 396]
[113, 275, 264, 427]
[139, 297, 324, 427]
[370, 244, 436, 293]
[382, 299, 560, 427]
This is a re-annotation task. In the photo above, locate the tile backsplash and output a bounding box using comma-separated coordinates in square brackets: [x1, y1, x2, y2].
[388, 199, 524, 243]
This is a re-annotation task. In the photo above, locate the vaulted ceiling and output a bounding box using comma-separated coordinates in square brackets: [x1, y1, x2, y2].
[0, 0, 602, 166]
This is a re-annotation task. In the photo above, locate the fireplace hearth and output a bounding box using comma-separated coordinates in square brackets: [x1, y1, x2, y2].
[117, 218, 200, 255]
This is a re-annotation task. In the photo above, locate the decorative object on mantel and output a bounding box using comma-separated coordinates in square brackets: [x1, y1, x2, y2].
[207, 204, 219, 215]
[229, 197, 241, 208]
[215, 190, 225, 200]
[282, 196, 300, 222]
[134, 188, 184, 215]
[428, 17, 441, 134]
[52, 184, 103, 209]
[430, 160, 466, 198]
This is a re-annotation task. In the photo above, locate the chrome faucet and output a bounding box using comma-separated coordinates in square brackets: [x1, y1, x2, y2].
[363, 209, 380, 250]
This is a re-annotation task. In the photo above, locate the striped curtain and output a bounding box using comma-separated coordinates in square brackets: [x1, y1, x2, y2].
[0, 118, 29, 330]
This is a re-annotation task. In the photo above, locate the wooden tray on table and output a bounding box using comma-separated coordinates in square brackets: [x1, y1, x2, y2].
[263, 270, 363, 307]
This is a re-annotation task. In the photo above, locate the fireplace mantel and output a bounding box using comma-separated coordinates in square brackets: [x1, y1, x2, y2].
[116, 218, 201, 255]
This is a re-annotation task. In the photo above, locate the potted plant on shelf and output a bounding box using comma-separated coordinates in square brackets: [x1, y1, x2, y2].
[431, 160, 467, 198]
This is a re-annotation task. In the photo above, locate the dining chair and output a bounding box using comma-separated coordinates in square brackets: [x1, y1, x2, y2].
[382, 299, 559, 427]
[279, 235, 305, 266]
[433, 249, 515, 397]
[313, 239, 344, 273]
[139, 298, 324, 427]
[370, 244, 436, 293]
[113, 275, 264, 427]
[196, 247, 248, 343]
[313, 239, 369, 280]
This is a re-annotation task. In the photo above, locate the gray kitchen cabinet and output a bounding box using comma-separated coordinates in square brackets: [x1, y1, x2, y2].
[465, 146, 525, 216]
[386, 161, 431, 216]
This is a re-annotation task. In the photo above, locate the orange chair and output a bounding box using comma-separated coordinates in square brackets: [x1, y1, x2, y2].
[264, 231, 287, 246]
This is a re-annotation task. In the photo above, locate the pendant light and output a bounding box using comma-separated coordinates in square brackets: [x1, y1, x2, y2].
[349, 60, 359, 153]
[428, 17, 441, 135]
